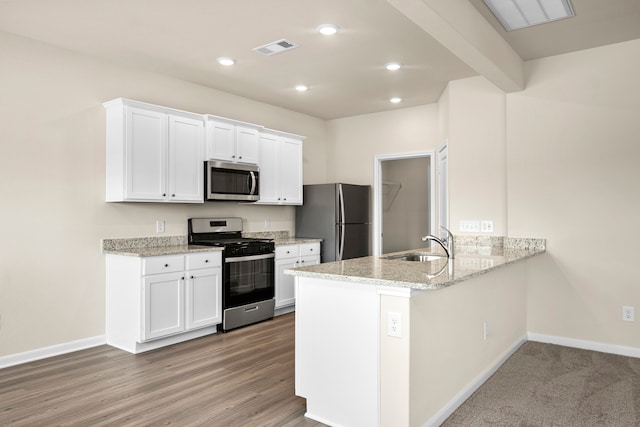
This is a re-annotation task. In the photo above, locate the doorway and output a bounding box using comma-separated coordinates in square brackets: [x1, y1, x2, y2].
[373, 152, 435, 256]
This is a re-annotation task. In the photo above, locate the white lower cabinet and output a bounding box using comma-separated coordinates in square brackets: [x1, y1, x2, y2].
[143, 271, 185, 340]
[186, 267, 222, 330]
[275, 243, 320, 309]
[106, 251, 222, 354]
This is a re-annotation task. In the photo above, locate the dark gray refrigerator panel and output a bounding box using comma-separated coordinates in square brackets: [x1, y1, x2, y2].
[335, 223, 370, 261]
[338, 184, 370, 224]
[296, 183, 370, 262]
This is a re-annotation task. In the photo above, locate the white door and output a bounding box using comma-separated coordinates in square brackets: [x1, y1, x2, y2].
[206, 120, 235, 162]
[168, 115, 204, 202]
[142, 272, 185, 341]
[235, 126, 260, 164]
[186, 268, 221, 330]
[125, 107, 167, 201]
[257, 133, 280, 203]
[280, 138, 303, 204]
[275, 258, 298, 308]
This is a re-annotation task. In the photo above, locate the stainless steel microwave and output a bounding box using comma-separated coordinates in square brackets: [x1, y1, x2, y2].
[205, 160, 259, 201]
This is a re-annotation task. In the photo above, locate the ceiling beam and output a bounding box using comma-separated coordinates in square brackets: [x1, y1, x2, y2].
[387, 0, 524, 92]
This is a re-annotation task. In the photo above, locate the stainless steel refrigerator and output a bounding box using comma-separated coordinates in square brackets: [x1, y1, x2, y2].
[295, 183, 370, 262]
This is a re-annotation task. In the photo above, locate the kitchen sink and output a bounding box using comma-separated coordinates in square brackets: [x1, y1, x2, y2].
[383, 253, 448, 262]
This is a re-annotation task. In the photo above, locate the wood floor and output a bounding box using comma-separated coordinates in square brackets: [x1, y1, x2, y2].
[0, 313, 327, 426]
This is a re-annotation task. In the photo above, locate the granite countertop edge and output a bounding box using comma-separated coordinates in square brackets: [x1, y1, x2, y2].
[285, 244, 545, 291]
[102, 235, 321, 257]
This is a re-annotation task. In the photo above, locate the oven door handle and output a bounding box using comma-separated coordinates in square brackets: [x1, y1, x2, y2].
[225, 253, 275, 263]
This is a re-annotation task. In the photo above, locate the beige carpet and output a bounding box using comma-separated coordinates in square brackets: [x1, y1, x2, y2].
[443, 341, 640, 426]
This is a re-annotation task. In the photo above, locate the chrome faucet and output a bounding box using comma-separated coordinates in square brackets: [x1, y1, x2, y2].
[421, 226, 455, 259]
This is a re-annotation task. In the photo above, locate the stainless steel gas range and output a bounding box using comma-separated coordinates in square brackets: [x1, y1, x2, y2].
[188, 217, 275, 332]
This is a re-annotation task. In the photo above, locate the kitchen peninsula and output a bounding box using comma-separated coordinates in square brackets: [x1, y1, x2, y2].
[287, 237, 545, 427]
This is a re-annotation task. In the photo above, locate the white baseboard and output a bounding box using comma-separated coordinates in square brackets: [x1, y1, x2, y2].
[0, 335, 106, 369]
[528, 332, 640, 358]
[424, 334, 528, 427]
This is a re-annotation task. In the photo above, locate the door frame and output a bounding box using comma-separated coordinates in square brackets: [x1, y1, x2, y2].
[437, 140, 449, 237]
[373, 151, 435, 256]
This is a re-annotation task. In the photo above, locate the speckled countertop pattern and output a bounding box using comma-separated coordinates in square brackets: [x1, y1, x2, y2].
[102, 236, 223, 257]
[285, 237, 545, 291]
[243, 231, 322, 245]
[102, 231, 321, 257]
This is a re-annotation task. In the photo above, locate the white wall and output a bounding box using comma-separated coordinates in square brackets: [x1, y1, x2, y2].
[325, 104, 439, 184]
[507, 39, 640, 348]
[0, 32, 326, 357]
[409, 262, 527, 425]
[444, 76, 508, 236]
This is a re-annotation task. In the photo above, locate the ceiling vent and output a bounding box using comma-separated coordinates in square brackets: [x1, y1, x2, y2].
[483, 0, 575, 31]
[253, 39, 299, 56]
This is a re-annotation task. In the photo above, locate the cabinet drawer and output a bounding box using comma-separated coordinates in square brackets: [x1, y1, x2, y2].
[276, 245, 299, 259]
[143, 255, 185, 275]
[186, 252, 222, 270]
[299, 243, 320, 257]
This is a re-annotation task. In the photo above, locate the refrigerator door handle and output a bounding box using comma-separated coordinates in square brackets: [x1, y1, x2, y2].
[337, 184, 346, 260]
[338, 183, 345, 225]
[338, 223, 345, 261]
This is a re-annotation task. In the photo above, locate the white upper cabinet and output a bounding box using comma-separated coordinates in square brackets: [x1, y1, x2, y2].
[168, 115, 204, 202]
[104, 99, 305, 205]
[280, 137, 303, 204]
[104, 99, 204, 203]
[257, 131, 304, 205]
[125, 107, 168, 201]
[206, 117, 260, 165]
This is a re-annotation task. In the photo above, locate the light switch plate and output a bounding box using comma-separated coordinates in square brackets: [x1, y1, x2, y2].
[460, 220, 480, 233]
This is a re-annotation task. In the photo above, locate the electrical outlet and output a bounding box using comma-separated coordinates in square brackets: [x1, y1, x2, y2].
[483, 320, 489, 340]
[387, 312, 402, 338]
[481, 220, 494, 233]
[623, 306, 635, 322]
[264, 218, 270, 229]
[156, 220, 165, 233]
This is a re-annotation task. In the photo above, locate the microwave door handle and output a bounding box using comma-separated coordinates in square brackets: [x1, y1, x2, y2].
[249, 171, 257, 195]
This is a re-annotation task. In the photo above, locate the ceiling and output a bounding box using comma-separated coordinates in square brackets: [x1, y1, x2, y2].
[0, 0, 639, 120]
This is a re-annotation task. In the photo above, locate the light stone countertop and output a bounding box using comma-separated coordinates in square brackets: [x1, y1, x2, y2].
[101, 234, 321, 257]
[285, 242, 545, 291]
[103, 244, 224, 257]
[272, 237, 323, 245]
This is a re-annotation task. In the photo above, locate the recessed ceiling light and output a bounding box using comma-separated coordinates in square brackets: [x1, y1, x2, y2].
[217, 57, 235, 66]
[295, 84, 309, 92]
[385, 62, 402, 71]
[390, 97, 402, 104]
[317, 24, 340, 36]
[483, 0, 574, 31]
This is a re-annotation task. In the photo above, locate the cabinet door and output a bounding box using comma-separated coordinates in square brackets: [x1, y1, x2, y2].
[235, 126, 260, 164]
[186, 267, 221, 330]
[207, 120, 235, 162]
[125, 107, 167, 201]
[280, 137, 303, 205]
[299, 255, 320, 269]
[142, 272, 185, 341]
[257, 133, 281, 204]
[275, 258, 298, 309]
[168, 115, 204, 202]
